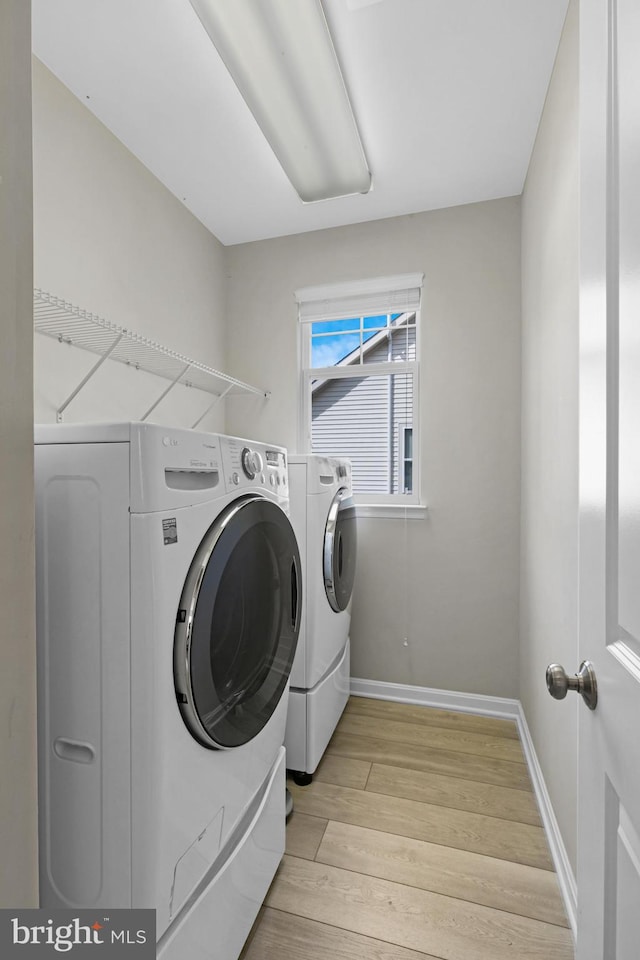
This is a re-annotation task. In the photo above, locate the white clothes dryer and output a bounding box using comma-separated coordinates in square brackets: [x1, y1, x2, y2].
[284, 455, 357, 782]
[35, 423, 301, 960]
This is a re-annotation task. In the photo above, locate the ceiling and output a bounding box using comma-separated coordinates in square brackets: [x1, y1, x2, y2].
[31, 0, 569, 247]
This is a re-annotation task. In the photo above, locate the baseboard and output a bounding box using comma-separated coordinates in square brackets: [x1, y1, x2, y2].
[349, 677, 520, 720]
[516, 704, 578, 939]
[349, 676, 577, 939]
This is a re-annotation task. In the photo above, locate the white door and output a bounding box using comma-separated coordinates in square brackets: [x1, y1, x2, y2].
[577, 0, 640, 956]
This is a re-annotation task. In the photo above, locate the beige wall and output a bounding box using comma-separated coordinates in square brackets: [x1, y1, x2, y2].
[226, 199, 522, 697]
[32, 59, 229, 431]
[0, 0, 38, 906]
[520, 0, 579, 873]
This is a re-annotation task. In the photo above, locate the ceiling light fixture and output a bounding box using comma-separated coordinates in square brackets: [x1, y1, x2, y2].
[189, 0, 372, 203]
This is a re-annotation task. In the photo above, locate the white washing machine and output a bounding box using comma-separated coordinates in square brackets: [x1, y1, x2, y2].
[35, 422, 301, 960]
[284, 455, 357, 782]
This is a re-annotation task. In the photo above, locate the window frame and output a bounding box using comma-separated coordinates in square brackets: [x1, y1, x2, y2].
[297, 296, 422, 508]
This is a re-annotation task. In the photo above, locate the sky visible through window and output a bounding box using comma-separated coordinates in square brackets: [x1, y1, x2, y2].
[311, 314, 401, 367]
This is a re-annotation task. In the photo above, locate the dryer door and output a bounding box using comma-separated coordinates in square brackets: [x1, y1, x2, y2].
[323, 488, 357, 613]
[174, 495, 301, 749]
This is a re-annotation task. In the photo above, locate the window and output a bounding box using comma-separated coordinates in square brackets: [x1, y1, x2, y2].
[297, 274, 422, 505]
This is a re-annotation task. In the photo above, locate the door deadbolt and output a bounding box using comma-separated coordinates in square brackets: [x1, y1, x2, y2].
[546, 660, 597, 710]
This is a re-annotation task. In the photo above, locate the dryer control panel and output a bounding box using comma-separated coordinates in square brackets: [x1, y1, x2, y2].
[219, 436, 288, 495]
[288, 454, 353, 497]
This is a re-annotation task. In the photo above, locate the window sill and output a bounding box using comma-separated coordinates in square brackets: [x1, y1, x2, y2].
[355, 504, 428, 520]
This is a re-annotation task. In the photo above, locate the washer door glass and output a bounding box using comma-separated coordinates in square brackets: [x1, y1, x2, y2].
[174, 495, 301, 749]
[323, 488, 357, 613]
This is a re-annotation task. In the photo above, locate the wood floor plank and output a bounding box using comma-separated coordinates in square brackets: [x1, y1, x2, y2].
[316, 821, 568, 927]
[367, 762, 542, 826]
[265, 856, 574, 960]
[314, 754, 372, 790]
[288, 780, 553, 870]
[346, 696, 520, 739]
[285, 812, 328, 860]
[240, 908, 441, 960]
[327, 731, 533, 791]
[337, 713, 526, 763]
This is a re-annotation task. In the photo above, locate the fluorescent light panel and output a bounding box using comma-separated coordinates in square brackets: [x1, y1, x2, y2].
[189, 0, 371, 202]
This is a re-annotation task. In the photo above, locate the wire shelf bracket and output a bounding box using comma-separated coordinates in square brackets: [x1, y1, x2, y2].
[34, 289, 270, 424]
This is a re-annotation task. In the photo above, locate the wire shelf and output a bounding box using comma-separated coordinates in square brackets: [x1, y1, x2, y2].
[34, 289, 269, 424]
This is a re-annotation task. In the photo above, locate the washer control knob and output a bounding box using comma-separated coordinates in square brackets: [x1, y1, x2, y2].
[269, 474, 275, 486]
[241, 447, 256, 479]
[231, 471, 240, 485]
[241, 448, 264, 480]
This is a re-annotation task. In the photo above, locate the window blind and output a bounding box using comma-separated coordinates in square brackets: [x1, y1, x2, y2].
[296, 273, 423, 322]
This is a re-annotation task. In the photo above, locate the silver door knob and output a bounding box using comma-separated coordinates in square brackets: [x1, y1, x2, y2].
[546, 660, 597, 710]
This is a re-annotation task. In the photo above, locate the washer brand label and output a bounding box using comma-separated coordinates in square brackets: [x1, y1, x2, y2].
[0, 909, 155, 957]
[162, 517, 178, 545]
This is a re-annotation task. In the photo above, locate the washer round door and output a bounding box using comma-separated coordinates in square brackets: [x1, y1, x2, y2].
[323, 488, 357, 613]
[174, 495, 301, 749]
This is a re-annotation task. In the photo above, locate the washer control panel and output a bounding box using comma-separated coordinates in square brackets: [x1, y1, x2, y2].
[220, 436, 288, 495]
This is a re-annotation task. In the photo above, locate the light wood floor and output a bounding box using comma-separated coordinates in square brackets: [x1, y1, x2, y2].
[241, 697, 575, 960]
